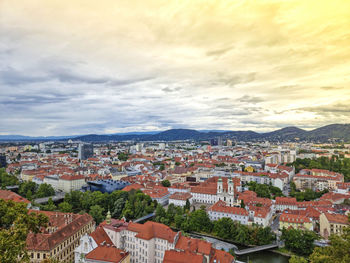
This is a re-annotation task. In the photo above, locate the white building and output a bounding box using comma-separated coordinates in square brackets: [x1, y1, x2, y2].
[208, 200, 249, 225]
[190, 177, 239, 207]
[169, 192, 192, 207]
[58, 174, 86, 192]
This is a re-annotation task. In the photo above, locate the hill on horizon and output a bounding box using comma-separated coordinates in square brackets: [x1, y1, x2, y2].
[1, 124, 350, 143]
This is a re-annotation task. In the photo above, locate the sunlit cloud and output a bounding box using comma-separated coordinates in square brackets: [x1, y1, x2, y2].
[0, 0, 350, 135]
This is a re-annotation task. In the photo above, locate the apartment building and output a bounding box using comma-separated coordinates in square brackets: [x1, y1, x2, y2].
[190, 176, 239, 207]
[97, 218, 235, 263]
[26, 211, 95, 263]
[208, 200, 249, 225]
[279, 212, 313, 231]
[293, 169, 344, 191]
[169, 192, 192, 207]
[320, 212, 349, 239]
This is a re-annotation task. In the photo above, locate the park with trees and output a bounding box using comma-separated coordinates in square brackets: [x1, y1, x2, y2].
[289, 155, 350, 182]
[0, 199, 48, 263]
[154, 203, 276, 246]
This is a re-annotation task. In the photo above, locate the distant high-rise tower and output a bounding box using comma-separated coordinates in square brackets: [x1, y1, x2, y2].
[78, 144, 94, 160]
[0, 155, 6, 168]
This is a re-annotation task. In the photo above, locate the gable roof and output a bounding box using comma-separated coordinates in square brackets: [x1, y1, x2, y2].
[85, 245, 129, 263]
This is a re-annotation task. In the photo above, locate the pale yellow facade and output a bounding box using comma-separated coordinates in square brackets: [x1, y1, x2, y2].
[320, 213, 349, 239]
[279, 220, 313, 231]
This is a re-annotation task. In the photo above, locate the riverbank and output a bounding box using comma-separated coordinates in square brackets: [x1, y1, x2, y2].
[271, 247, 293, 257]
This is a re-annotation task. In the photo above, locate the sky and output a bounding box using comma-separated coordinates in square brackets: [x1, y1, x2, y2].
[1, 0, 350, 136]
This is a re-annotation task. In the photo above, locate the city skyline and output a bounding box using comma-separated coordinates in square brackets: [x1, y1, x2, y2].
[1, 0, 350, 136]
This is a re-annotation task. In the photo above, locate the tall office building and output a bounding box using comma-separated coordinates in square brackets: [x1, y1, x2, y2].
[78, 144, 94, 160]
[0, 155, 6, 168]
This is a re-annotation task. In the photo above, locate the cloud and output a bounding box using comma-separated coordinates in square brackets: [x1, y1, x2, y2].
[238, 95, 264, 104]
[0, 0, 350, 135]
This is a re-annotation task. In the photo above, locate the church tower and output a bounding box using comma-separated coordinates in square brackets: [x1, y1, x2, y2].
[228, 177, 234, 195]
[217, 177, 223, 194]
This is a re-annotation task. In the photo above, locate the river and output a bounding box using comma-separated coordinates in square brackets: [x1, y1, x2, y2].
[193, 235, 290, 263]
[237, 250, 289, 263]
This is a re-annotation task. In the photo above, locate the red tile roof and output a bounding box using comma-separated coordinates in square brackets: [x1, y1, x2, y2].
[280, 213, 311, 224]
[128, 221, 177, 243]
[90, 226, 113, 246]
[169, 192, 192, 201]
[320, 192, 350, 203]
[60, 174, 85, 180]
[175, 234, 212, 255]
[324, 212, 349, 225]
[275, 197, 297, 205]
[86, 245, 129, 263]
[163, 250, 203, 263]
[26, 211, 93, 251]
[208, 200, 248, 216]
[143, 187, 169, 199]
[0, 190, 30, 204]
[210, 248, 235, 263]
[122, 183, 143, 192]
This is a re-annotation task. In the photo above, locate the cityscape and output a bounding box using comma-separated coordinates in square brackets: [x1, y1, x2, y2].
[1, 1, 350, 263]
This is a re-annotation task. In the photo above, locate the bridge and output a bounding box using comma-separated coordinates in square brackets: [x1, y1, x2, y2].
[5, 185, 19, 190]
[34, 192, 66, 204]
[133, 213, 155, 223]
[234, 243, 278, 255]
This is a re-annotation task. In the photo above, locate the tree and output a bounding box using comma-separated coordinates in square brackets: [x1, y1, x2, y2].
[117, 152, 129, 161]
[19, 181, 37, 199]
[174, 214, 185, 229]
[112, 198, 126, 218]
[42, 198, 56, 211]
[213, 217, 234, 240]
[0, 199, 48, 263]
[89, 205, 105, 225]
[35, 183, 55, 198]
[184, 199, 191, 211]
[235, 225, 250, 245]
[289, 255, 308, 263]
[58, 201, 73, 213]
[155, 204, 166, 223]
[0, 168, 19, 187]
[309, 226, 350, 263]
[188, 209, 212, 233]
[240, 200, 245, 209]
[281, 228, 318, 256]
[64, 191, 83, 213]
[26, 190, 33, 201]
[161, 180, 171, 187]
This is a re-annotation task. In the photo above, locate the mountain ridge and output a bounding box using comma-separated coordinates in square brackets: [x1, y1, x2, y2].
[1, 124, 349, 142]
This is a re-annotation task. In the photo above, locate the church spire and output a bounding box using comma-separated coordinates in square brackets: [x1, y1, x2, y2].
[106, 210, 111, 224]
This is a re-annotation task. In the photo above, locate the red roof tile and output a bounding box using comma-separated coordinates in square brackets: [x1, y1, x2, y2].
[163, 250, 203, 263]
[86, 245, 129, 263]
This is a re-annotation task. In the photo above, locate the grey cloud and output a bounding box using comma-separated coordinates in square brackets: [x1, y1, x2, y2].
[301, 103, 350, 114]
[161, 86, 182, 93]
[213, 72, 256, 87]
[206, 45, 234, 57]
[238, 95, 264, 104]
[0, 68, 48, 85]
[0, 94, 70, 105]
[0, 64, 153, 87]
[320, 86, 341, 90]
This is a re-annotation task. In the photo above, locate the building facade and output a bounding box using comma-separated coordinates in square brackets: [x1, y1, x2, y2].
[26, 211, 95, 263]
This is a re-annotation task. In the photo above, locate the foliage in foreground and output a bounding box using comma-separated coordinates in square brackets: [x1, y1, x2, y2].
[281, 227, 318, 256]
[0, 199, 48, 263]
[309, 225, 350, 263]
[64, 189, 157, 223]
[155, 204, 275, 246]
